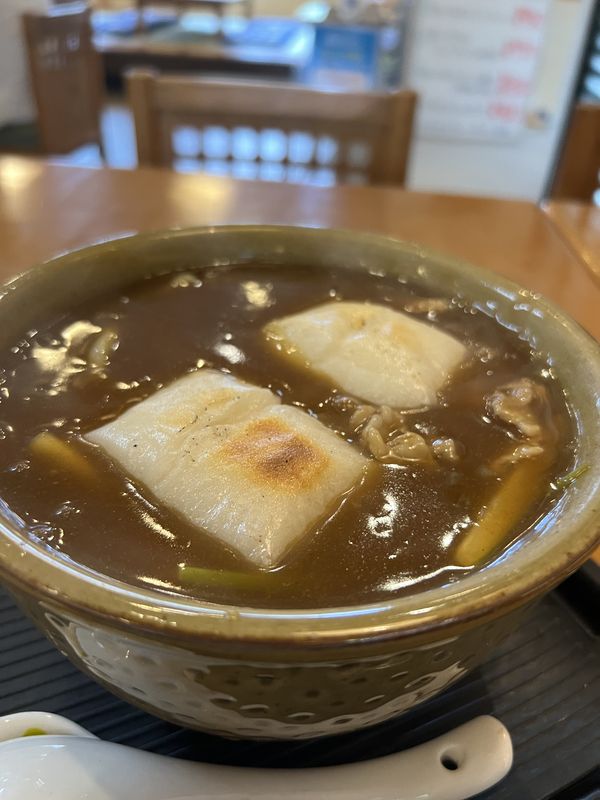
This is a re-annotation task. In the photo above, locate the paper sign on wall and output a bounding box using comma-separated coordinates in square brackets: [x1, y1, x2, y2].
[407, 0, 550, 142]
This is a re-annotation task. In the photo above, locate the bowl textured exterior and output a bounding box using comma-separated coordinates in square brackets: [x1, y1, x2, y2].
[17, 593, 523, 739]
[1, 226, 599, 740]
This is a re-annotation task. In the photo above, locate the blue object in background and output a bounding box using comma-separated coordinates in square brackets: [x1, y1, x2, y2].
[308, 23, 379, 89]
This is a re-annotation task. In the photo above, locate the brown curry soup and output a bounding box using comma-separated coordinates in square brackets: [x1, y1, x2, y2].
[0, 264, 575, 608]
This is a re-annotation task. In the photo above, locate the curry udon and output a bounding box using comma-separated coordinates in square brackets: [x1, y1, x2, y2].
[0, 264, 575, 608]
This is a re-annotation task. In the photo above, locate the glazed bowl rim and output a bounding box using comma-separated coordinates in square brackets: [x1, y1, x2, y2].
[0, 224, 599, 648]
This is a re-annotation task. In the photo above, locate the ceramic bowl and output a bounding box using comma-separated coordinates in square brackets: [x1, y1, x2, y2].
[0, 226, 599, 740]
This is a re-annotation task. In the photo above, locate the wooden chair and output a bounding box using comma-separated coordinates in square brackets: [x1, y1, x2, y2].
[551, 103, 600, 202]
[127, 70, 417, 186]
[22, 5, 104, 155]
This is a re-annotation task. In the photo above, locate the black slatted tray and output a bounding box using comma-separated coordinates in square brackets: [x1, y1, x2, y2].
[1, 572, 599, 800]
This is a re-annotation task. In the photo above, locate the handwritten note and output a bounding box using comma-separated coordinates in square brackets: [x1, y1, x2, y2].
[407, 0, 550, 142]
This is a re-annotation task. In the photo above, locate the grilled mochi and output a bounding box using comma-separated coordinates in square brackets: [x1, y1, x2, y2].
[264, 301, 467, 409]
[85, 370, 366, 568]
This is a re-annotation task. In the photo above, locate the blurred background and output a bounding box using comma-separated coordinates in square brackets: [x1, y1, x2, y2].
[1, 0, 598, 202]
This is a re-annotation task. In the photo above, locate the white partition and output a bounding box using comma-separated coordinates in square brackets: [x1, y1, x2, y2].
[406, 0, 596, 200]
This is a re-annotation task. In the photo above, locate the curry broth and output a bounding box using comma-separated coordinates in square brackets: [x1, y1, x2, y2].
[0, 265, 574, 607]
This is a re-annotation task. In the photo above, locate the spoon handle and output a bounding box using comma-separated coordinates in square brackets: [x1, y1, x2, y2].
[0, 712, 512, 800]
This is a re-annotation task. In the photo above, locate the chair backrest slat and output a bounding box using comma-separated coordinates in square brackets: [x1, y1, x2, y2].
[128, 69, 417, 186]
[22, 7, 103, 155]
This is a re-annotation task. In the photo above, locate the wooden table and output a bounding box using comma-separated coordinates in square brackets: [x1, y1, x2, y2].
[1, 156, 600, 334]
[0, 155, 599, 567]
[544, 201, 600, 285]
[94, 20, 312, 85]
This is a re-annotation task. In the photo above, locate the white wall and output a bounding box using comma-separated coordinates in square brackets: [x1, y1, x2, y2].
[406, 0, 595, 200]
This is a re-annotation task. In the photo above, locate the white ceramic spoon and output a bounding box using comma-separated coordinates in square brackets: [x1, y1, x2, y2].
[0, 711, 512, 800]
